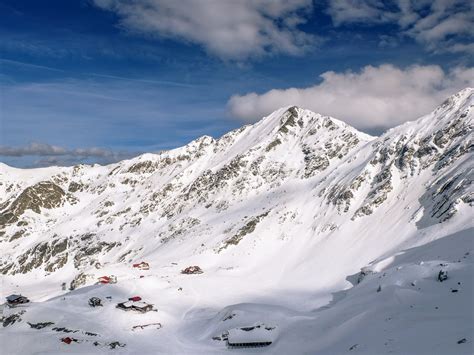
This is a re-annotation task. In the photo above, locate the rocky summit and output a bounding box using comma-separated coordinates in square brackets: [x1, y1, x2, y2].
[0, 88, 473, 354]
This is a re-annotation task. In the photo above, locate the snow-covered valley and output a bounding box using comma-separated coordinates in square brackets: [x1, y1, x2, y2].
[1, 88, 473, 354]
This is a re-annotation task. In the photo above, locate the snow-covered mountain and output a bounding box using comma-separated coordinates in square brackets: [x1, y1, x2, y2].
[1, 88, 472, 354]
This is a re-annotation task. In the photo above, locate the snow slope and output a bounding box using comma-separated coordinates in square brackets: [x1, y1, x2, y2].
[0, 88, 473, 354]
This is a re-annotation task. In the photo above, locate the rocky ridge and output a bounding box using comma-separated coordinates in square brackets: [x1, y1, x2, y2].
[0, 88, 472, 282]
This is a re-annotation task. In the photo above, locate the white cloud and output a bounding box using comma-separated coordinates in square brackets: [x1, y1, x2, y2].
[0, 142, 138, 167]
[326, 0, 474, 53]
[0, 142, 68, 157]
[326, 0, 393, 26]
[0, 142, 135, 158]
[93, 0, 315, 61]
[228, 64, 474, 130]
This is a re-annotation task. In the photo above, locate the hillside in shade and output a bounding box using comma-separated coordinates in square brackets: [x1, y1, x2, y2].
[0, 88, 473, 354]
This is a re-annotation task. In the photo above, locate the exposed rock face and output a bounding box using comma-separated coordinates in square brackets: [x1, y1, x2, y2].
[28, 322, 55, 329]
[219, 211, 269, 252]
[0, 89, 472, 280]
[181, 266, 203, 274]
[68, 181, 84, 193]
[324, 88, 473, 225]
[352, 167, 394, 219]
[278, 106, 300, 134]
[0, 181, 66, 228]
[416, 167, 473, 228]
[2, 311, 26, 327]
[0, 238, 68, 274]
[302, 145, 330, 178]
[69, 272, 92, 290]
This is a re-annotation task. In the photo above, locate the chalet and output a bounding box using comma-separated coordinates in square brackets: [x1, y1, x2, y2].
[116, 300, 153, 313]
[133, 262, 150, 270]
[98, 275, 117, 284]
[61, 337, 78, 345]
[226, 324, 277, 348]
[6, 294, 30, 306]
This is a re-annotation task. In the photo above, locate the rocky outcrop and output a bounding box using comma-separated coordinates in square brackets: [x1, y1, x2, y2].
[219, 211, 269, 252]
[0, 181, 66, 229]
[0, 238, 68, 274]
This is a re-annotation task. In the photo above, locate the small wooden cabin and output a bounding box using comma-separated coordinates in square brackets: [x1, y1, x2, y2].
[116, 300, 153, 313]
[98, 275, 117, 284]
[6, 294, 30, 306]
[133, 262, 150, 270]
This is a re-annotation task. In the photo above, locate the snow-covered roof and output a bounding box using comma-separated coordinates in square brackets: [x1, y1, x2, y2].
[227, 324, 277, 344]
[6, 294, 24, 301]
[119, 300, 151, 309]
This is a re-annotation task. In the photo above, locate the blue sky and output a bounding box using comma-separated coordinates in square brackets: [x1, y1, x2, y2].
[1, 0, 473, 167]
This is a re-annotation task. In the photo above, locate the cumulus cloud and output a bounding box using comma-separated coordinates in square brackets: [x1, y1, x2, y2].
[0, 142, 137, 166]
[228, 64, 474, 131]
[93, 0, 315, 60]
[326, 0, 474, 53]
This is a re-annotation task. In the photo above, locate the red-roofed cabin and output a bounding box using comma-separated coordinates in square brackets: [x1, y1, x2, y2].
[98, 275, 117, 284]
[133, 262, 150, 270]
[98, 276, 110, 284]
[128, 296, 142, 302]
[61, 337, 78, 344]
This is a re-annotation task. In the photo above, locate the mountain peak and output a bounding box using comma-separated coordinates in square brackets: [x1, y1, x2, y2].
[0, 91, 472, 354]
